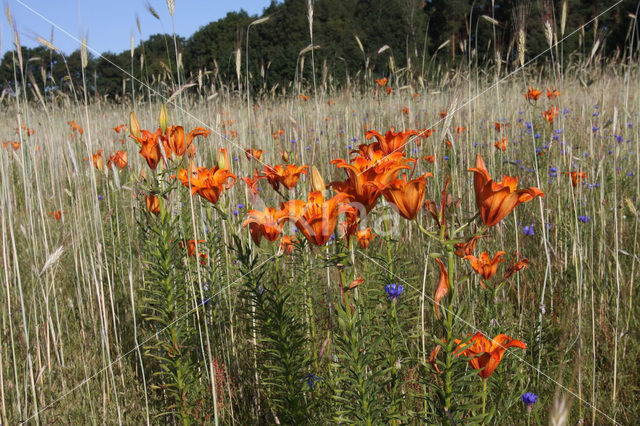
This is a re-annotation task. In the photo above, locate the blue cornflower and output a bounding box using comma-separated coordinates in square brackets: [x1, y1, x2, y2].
[615, 134, 623, 143]
[522, 224, 535, 236]
[578, 215, 590, 223]
[199, 282, 211, 307]
[444, 156, 450, 160]
[303, 372, 323, 391]
[521, 392, 538, 407]
[592, 126, 599, 132]
[98, 195, 104, 200]
[237, 203, 244, 209]
[385, 284, 404, 301]
[233, 209, 239, 216]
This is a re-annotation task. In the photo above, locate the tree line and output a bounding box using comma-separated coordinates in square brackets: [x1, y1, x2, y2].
[0, 0, 637, 102]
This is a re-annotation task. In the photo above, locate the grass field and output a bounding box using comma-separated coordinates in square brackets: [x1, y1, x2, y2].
[1, 46, 640, 425]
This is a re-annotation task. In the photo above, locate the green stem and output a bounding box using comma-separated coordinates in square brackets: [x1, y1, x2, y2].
[482, 378, 487, 421]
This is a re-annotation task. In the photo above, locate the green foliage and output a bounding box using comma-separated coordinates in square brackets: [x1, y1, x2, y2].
[138, 200, 206, 424]
[234, 236, 314, 424]
[332, 292, 387, 424]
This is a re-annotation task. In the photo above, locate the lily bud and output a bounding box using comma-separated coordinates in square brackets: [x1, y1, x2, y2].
[159, 103, 168, 134]
[310, 165, 326, 192]
[346, 277, 364, 291]
[217, 148, 230, 170]
[281, 150, 289, 163]
[129, 112, 141, 138]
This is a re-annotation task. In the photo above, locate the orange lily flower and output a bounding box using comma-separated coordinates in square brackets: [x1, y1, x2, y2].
[182, 239, 208, 264]
[375, 77, 388, 87]
[504, 252, 529, 279]
[113, 124, 127, 133]
[245, 148, 264, 161]
[299, 94, 309, 101]
[418, 128, 434, 139]
[546, 87, 561, 99]
[542, 106, 559, 124]
[464, 251, 507, 284]
[280, 235, 297, 254]
[241, 169, 264, 203]
[565, 171, 587, 187]
[175, 152, 236, 204]
[107, 150, 128, 169]
[273, 129, 285, 140]
[469, 154, 544, 227]
[494, 136, 508, 151]
[438, 110, 447, 119]
[16, 125, 35, 136]
[423, 155, 435, 163]
[494, 122, 509, 132]
[338, 209, 360, 240]
[49, 210, 66, 220]
[401, 107, 409, 115]
[365, 128, 418, 155]
[377, 172, 433, 220]
[454, 332, 527, 378]
[434, 257, 449, 319]
[279, 191, 353, 246]
[385, 86, 392, 95]
[164, 126, 209, 158]
[145, 194, 160, 215]
[454, 126, 466, 136]
[67, 120, 84, 134]
[92, 150, 104, 171]
[3, 141, 20, 150]
[454, 235, 482, 258]
[243, 207, 286, 245]
[524, 87, 541, 101]
[262, 164, 308, 190]
[131, 129, 162, 170]
[355, 228, 376, 249]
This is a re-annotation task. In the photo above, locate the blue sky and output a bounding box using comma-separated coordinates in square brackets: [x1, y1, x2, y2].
[1, 0, 271, 56]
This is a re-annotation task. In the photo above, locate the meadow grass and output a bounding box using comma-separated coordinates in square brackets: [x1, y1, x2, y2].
[1, 58, 639, 424]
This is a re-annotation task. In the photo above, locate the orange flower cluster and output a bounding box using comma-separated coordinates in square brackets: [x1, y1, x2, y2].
[330, 131, 415, 213]
[2, 141, 20, 151]
[546, 87, 561, 99]
[67, 120, 84, 135]
[131, 126, 209, 169]
[244, 191, 352, 247]
[375, 78, 388, 87]
[542, 106, 559, 124]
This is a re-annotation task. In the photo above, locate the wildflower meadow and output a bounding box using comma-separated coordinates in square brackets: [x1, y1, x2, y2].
[1, 0, 639, 424]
